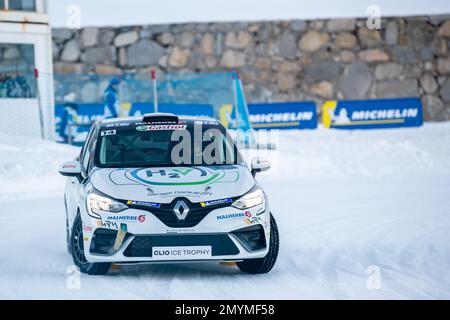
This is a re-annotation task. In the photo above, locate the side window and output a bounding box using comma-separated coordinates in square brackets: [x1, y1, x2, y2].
[0, 43, 37, 99]
[87, 131, 99, 172]
[80, 125, 97, 173]
[83, 129, 98, 172]
[79, 126, 95, 162]
[82, 142, 92, 171]
[9, 0, 37, 11]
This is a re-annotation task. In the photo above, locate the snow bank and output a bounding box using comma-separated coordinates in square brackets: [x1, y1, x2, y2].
[1, 123, 450, 299]
[0, 134, 79, 202]
[258, 122, 450, 180]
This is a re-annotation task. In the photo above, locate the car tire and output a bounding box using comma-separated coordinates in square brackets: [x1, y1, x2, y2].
[237, 213, 279, 274]
[64, 198, 72, 255]
[70, 213, 112, 275]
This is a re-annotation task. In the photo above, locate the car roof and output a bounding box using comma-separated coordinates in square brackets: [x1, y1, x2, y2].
[99, 113, 220, 128]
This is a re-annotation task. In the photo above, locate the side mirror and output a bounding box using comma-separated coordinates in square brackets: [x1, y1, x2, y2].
[251, 157, 271, 176]
[59, 160, 82, 177]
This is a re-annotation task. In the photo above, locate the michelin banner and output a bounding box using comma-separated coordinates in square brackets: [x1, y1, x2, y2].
[323, 98, 423, 129]
[248, 102, 317, 130]
[56, 101, 318, 143]
[55, 98, 422, 143]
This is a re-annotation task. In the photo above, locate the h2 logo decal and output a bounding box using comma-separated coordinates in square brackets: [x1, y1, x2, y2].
[146, 168, 196, 179]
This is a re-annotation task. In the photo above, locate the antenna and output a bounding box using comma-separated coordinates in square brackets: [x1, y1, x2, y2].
[151, 70, 158, 113]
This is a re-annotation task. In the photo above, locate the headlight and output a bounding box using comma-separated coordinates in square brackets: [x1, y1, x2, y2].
[87, 189, 128, 218]
[232, 187, 265, 210]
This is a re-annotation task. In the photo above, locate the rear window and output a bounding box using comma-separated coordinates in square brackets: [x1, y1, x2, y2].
[95, 122, 243, 168]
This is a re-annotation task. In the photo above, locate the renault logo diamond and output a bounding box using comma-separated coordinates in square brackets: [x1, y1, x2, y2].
[173, 200, 190, 220]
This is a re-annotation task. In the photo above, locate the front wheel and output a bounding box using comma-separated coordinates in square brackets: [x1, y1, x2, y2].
[237, 213, 279, 274]
[64, 198, 72, 255]
[70, 214, 111, 275]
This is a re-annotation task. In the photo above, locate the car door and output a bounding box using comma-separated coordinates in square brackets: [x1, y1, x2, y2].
[66, 124, 97, 226]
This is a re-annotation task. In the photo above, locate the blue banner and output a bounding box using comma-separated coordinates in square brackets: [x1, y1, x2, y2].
[323, 98, 423, 129]
[56, 101, 318, 143]
[248, 102, 317, 130]
[55, 102, 214, 143]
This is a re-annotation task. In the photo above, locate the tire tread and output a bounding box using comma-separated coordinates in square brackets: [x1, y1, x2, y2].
[237, 213, 279, 274]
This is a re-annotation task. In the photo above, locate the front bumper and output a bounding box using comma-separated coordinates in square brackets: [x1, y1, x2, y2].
[81, 202, 270, 263]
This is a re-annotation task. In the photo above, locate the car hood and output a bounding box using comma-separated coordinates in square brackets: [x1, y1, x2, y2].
[90, 165, 254, 204]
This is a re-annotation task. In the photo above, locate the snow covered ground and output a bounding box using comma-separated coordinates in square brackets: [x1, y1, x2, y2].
[1, 123, 450, 299]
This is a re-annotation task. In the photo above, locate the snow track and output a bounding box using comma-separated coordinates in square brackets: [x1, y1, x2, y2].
[0, 124, 450, 299]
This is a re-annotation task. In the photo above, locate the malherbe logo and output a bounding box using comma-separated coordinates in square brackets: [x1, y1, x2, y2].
[217, 211, 251, 221]
[107, 215, 137, 221]
[107, 215, 146, 223]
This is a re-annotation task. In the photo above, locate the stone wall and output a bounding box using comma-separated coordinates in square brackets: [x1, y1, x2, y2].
[52, 15, 450, 121]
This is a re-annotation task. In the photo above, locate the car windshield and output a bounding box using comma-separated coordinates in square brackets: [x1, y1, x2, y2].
[95, 122, 243, 168]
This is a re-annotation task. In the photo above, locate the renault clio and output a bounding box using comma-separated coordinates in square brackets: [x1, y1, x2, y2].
[59, 113, 279, 275]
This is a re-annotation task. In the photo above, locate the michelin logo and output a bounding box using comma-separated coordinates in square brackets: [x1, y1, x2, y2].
[248, 102, 318, 130]
[250, 112, 314, 124]
[127, 200, 161, 208]
[323, 98, 423, 129]
[330, 108, 419, 124]
[351, 108, 419, 121]
[330, 108, 351, 124]
[200, 198, 232, 207]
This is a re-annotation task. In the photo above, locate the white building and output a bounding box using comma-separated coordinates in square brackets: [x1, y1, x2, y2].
[0, 0, 54, 140]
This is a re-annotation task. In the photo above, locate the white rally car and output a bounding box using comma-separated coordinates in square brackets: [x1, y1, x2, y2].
[59, 113, 279, 275]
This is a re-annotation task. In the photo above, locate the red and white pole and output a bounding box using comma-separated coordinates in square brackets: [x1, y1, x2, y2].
[151, 70, 158, 113]
[34, 68, 45, 139]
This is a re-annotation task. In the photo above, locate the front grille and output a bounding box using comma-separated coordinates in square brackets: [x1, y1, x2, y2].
[127, 197, 232, 228]
[123, 234, 240, 257]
